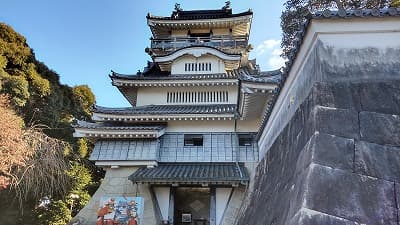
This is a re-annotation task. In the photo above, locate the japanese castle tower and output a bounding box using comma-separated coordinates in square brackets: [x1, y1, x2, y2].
[73, 3, 280, 225]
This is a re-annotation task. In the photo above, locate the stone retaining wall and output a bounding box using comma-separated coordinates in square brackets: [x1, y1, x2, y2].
[238, 80, 400, 225]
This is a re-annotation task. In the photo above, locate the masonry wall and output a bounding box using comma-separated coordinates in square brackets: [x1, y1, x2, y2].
[238, 79, 400, 225]
[237, 19, 400, 225]
[71, 167, 158, 225]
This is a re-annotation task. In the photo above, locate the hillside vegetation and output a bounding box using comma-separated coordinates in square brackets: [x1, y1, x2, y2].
[0, 22, 101, 225]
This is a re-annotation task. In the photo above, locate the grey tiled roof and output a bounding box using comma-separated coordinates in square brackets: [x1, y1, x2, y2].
[233, 68, 282, 84]
[111, 68, 281, 84]
[74, 120, 165, 130]
[312, 8, 400, 19]
[147, 9, 253, 20]
[90, 140, 159, 161]
[94, 104, 237, 115]
[128, 162, 249, 185]
[110, 71, 238, 80]
[257, 8, 400, 138]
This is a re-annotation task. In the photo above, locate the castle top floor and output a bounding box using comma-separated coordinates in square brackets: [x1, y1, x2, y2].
[146, 3, 253, 57]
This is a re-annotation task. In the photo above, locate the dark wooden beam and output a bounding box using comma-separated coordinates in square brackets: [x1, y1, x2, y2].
[168, 187, 175, 225]
[210, 187, 216, 225]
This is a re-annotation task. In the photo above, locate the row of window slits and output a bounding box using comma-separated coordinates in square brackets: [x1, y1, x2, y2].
[185, 62, 212, 72]
[167, 91, 228, 103]
[183, 134, 253, 147]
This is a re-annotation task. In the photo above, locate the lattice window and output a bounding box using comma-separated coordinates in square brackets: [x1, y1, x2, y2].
[184, 62, 212, 72]
[167, 91, 229, 103]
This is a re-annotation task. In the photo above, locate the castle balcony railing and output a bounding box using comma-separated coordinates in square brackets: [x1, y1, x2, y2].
[150, 35, 248, 50]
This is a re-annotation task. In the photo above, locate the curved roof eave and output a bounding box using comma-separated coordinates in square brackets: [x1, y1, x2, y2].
[147, 10, 253, 21]
[154, 45, 241, 63]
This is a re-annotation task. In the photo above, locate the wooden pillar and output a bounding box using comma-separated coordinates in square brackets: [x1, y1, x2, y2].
[210, 187, 216, 225]
[168, 187, 175, 225]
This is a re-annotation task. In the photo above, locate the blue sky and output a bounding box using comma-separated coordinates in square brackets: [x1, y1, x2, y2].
[0, 0, 286, 107]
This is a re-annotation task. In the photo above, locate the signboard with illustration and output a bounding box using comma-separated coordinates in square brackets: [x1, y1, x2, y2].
[97, 196, 144, 225]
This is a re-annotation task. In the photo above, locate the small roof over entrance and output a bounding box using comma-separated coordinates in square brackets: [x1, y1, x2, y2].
[128, 163, 249, 186]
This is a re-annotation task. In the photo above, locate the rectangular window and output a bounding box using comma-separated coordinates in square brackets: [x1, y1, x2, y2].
[185, 63, 188, 71]
[238, 134, 253, 146]
[184, 134, 203, 146]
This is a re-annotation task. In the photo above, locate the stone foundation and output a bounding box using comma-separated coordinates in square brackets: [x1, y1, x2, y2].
[237, 80, 400, 225]
[70, 167, 157, 225]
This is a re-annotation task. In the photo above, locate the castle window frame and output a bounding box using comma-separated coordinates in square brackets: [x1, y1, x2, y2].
[184, 134, 203, 146]
[238, 134, 253, 146]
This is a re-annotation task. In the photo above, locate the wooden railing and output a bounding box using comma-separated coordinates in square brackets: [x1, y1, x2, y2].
[151, 35, 248, 50]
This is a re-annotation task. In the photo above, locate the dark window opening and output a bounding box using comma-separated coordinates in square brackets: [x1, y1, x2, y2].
[184, 134, 203, 146]
[190, 33, 211, 38]
[239, 134, 253, 146]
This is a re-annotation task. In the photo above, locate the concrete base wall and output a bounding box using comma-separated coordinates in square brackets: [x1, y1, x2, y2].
[71, 167, 157, 225]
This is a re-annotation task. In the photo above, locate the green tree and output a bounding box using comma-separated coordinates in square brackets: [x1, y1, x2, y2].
[0, 22, 102, 225]
[36, 200, 71, 225]
[72, 85, 96, 118]
[66, 162, 93, 215]
[77, 138, 89, 158]
[392, 0, 400, 6]
[281, 0, 393, 58]
[2, 75, 30, 106]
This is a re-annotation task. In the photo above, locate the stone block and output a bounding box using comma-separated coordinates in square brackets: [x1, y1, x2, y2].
[314, 106, 359, 139]
[303, 163, 397, 225]
[287, 208, 361, 225]
[314, 82, 361, 111]
[319, 45, 400, 82]
[396, 183, 400, 210]
[359, 81, 400, 115]
[355, 141, 400, 182]
[302, 90, 316, 123]
[359, 111, 400, 146]
[297, 132, 354, 173]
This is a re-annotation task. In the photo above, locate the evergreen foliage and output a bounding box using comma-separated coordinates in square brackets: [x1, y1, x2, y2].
[280, 0, 396, 58]
[72, 85, 96, 119]
[36, 200, 72, 225]
[0, 22, 102, 225]
[393, 0, 400, 6]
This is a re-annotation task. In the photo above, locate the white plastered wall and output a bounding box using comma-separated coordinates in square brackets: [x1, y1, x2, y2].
[171, 29, 188, 37]
[235, 119, 260, 132]
[171, 54, 226, 74]
[212, 28, 230, 35]
[166, 120, 235, 132]
[136, 85, 238, 106]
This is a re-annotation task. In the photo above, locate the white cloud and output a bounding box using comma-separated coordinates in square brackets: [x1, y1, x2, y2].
[268, 48, 285, 69]
[255, 39, 280, 56]
[254, 39, 286, 69]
